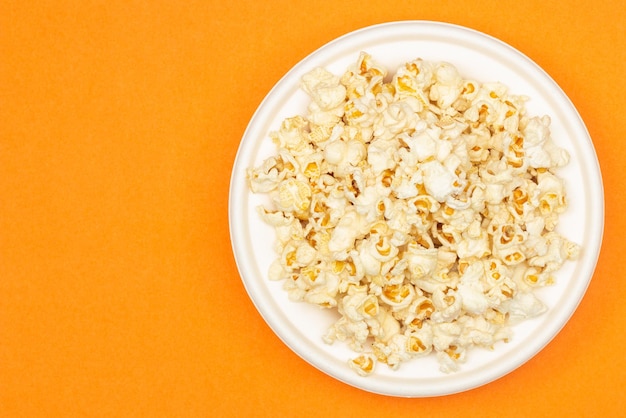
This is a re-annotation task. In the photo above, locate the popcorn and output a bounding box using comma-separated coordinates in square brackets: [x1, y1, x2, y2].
[523, 116, 570, 168]
[380, 282, 416, 310]
[327, 209, 368, 254]
[498, 291, 547, 323]
[274, 178, 312, 217]
[421, 160, 461, 202]
[456, 261, 493, 315]
[429, 62, 463, 108]
[301, 67, 347, 127]
[247, 53, 579, 375]
[342, 288, 380, 322]
[349, 353, 377, 376]
[373, 98, 422, 140]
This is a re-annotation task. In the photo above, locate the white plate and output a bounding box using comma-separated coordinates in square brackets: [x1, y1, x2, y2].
[228, 21, 604, 397]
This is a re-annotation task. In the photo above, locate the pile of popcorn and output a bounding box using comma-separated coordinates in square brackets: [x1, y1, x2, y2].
[247, 52, 580, 375]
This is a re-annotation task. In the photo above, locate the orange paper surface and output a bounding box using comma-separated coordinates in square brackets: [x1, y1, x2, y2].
[1, 1, 624, 416]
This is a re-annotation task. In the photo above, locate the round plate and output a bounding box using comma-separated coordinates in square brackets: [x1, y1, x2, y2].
[228, 21, 604, 397]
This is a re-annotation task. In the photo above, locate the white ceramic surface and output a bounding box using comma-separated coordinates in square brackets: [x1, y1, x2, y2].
[228, 21, 604, 397]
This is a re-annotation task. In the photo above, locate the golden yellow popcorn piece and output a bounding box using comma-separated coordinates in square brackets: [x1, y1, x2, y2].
[381, 283, 415, 309]
[349, 354, 377, 376]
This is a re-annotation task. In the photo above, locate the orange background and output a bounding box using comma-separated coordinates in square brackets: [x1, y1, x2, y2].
[1, 0, 624, 416]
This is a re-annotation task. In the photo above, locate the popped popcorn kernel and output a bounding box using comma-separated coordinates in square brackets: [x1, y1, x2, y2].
[349, 354, 377, 376]
[247, 53, 578, 376]
[275, 178, 312, 215]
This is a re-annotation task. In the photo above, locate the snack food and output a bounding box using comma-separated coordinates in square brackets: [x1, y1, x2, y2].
[247, 52, 579, 375]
